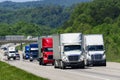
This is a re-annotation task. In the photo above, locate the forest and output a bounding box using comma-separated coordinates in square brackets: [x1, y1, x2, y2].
[0, 0, 90, 36]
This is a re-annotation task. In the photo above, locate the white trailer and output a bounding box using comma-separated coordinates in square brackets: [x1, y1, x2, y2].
[53, 33, 85, 69]
[82, 34, 106, 66]
[7, 47, 16, 60]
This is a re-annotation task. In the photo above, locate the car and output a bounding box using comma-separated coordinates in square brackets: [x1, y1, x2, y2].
[16, 53, 20, 60]
[3, 47, 8, 56]
[16, 50, 20, 60]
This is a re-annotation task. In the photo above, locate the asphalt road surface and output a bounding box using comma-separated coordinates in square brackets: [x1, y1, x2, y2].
[0, 50, 120, 80]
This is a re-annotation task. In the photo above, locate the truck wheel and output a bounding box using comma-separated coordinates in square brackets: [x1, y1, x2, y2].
[8, 57, 10, 60]
[39, 60, 42, 65]
[30, 59, 33, 62]
[102, 62, 106, 66]
[43, 63, 46, 66]
[81, 61, 85, 69]
[23, 56, 24, 59]
[60, 61, 65, 69]
[39, 59, 43, 65]
[54, 64, 57, 68]
[54, 60, 58, 68]
[13, 57, 16, 60]
[18, 57, 20, 60]
[41, 59, 46, 66]
[102, 60, 106, 66]
[85, 60, 89, 66]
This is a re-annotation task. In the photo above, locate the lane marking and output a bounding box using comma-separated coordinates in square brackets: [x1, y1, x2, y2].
[63, 70, 111, 80]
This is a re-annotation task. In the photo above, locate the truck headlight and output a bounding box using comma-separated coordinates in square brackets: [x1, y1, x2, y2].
[87, 54, 91, 60]
[79, 55, 84, 61]
[103, 54, 106, 59]
[62, 56, 68, 62]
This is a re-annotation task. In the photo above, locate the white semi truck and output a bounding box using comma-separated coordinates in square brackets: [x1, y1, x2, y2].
[7, 47, 16, 60]
[53, 33, 85, 69]
[82, 34, 106, 66]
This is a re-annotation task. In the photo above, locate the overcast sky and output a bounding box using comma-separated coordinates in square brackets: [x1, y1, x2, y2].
[0, 0, 41, 2]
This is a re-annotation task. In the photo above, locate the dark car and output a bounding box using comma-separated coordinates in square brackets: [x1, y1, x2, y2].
[16, 53, 20, 60]
[16, 49, 20, 60]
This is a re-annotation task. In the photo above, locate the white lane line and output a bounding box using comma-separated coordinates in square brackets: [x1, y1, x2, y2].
[63, 70, 111, 80]
[91, 67, 120, 73]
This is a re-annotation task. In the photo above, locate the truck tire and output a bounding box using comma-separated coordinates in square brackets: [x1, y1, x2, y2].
[23, 55, 24, 59]
[13, 57, 16, 60]
[102, 62, 106, 66]
[52, 62, 54, 66]
[39, 60, 42, 65]
[30, 59, 33, 62]
[81, 61, 85, 69]
[54, 60, 58, 68]
[41, 58, 46, 66]
[8, 57, 10, 60]
[39, 58, 42, 65]
[54, 64, 57, 68]
[60, 61, 65, 69]
[86, 60, 90, 66]
[42, 62, 46, 66]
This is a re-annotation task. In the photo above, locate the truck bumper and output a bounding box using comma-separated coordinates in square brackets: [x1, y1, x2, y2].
[63, 61, 84, 67]
[25, 55, 29, 59]
[8, 56, 16, 58]
[88, 59, 106, 66]
[44, 60, 54, 64]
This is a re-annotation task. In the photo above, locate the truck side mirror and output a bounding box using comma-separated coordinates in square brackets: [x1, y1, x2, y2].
[16, 49, 18, 52]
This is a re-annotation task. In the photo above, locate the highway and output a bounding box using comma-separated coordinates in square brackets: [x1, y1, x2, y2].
[0, 50, 120, 80]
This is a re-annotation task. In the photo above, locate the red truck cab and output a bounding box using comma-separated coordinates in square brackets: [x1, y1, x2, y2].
[39, 38, 54, 65]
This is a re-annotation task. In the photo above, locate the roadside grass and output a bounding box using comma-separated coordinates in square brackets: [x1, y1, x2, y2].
[0, 61, 48, 80]
[16, 43, 28, 50]
[106, 53, 120, 63]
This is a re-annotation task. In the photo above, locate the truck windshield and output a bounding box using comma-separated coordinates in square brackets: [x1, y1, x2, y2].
[9, 51, 15, 53]
[64, 45, 81, 51]
[44, 48, 53, 52]
[88, 45, 104, 51]
[30, 50, 38, 52]
[25, 51, 29, 53]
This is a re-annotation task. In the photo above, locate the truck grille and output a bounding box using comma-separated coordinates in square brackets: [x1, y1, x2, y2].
[68, 55, 79, 61]
[48, 55, 53, 60]
[91, 54, 102, 60]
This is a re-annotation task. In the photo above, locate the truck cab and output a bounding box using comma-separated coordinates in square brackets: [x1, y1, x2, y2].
[23, 45, 30, 59]
[38, 37, 54, 65]
[53, 33, 85, 69]
[29, 43, 38, 62]
[7, 47, 16, 60]
[83, 34, 106, 66]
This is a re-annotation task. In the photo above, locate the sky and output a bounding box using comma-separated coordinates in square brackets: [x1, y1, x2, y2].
[0, 0, 41, 2]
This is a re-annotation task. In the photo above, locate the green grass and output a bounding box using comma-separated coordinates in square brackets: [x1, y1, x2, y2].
[16, 43, 28, 50]
[0, 61, 48, 80]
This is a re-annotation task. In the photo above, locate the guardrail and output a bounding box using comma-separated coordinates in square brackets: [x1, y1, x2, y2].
[0, 36, 38, 44]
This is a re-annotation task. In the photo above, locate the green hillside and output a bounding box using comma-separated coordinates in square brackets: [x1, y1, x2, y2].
[0, 6, 71, 28]
[0, 22, 51, 36]
[0, 0, 91, 36]
[0, 0, 91, 9]
[56, 0, 120, 62]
